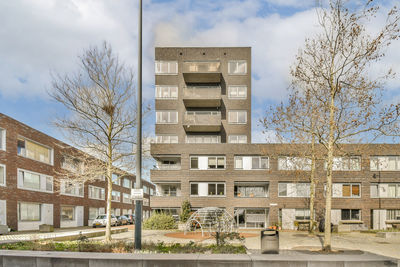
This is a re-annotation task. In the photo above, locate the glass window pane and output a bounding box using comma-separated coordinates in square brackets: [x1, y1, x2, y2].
[191, 157, 198, 169]
[217, 157, 225, 169]
[208, 157, 216, 169]
[217, 184, 224, 195]
[278, 183, 287, 196]
[235, 157, 243, 169]
[341, 209, 350, 220]
[208, 184, 216, 195]
[252, 157, 260, 169]
[19, 203, 40, 221]
[191, 184, 198, 195]
[352, 185, 360, 197]
[342, 185, 351, 197]
[238, 111, 246, 123]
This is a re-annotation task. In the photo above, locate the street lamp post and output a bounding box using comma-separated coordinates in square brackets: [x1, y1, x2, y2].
[134, 0, 143, 250]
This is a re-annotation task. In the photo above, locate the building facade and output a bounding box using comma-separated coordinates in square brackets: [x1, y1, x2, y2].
[150, 47, 400, 230]
[0, 113, 154, 231]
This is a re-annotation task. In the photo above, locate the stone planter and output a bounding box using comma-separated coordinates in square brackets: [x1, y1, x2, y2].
[0, 225, 8, 235]
[39, 224, 54, 233]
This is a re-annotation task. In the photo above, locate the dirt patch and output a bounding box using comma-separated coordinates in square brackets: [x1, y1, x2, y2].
[291, 246, 364, 255]
[165, 232, 258, 240]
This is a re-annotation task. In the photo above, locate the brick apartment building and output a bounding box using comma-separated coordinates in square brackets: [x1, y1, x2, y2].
[150, 47, 400, 230]
[0, 113, 154, 231]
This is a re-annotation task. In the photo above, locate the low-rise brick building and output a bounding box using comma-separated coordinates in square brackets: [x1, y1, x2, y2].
[0, 113, 154, 231]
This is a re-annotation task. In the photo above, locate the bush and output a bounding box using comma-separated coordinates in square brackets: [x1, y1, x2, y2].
[143, 212, 177, 230]
[180, 200, 191, 222]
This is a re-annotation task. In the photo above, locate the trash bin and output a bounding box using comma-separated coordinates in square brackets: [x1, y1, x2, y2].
[260, 229, 279, 254]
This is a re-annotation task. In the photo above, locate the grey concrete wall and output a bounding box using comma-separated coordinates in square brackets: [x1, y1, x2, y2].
[0, 250, 398, 267]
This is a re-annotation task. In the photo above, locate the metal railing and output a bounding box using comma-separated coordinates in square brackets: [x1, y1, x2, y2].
[183, 86, 221, 99]
[183, 61, 221, 73]
[184, 111, 221, 125]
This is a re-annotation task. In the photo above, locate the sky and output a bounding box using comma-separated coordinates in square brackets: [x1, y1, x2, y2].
[1, 0, 400, 147]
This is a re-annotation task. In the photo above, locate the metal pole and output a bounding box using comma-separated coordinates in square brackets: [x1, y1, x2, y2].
[134, 0, 142, 250]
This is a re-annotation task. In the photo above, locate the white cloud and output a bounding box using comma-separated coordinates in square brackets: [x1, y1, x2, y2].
[262, 0, 316, 8]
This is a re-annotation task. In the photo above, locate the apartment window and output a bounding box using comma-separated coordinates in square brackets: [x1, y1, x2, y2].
[61, 180, 83, 197]
[208, 183, 225, 196]
[155, 86, 178, 99]
[89, 207, 102, 220]
[18, 202, 40, 221]
[228, 111, 247, 124]
[228, 135, 247, 144]
[190, 183, 198, 196]
[61, 206, 74, 221]
[17, 138, 52, 165]
[370, 156, 400, 171]
[18, 169, 53, 193]
[123, 193, 131, 204]
[228, 86, 247, 99]
[156, 135, 178, 144]
[234, 182, 269, 198]
[295, 209, 310, 220]
[111, 191, 121, 202]
[278, 157, 311, 171]
[278, 183, 310, 197]
[327, 156, 361, 171]
[0, 164, 5, 186]
[190, 182, 225, 197]
[0, 128, 5, 151]
[190, 157, 199, 169]
[387, 210, 400, 220]
[208, 156, 225, 169]
[112, 173, 120, 186]
[370, 183, 400, 198]
[186, 135, 220, 144]
[162, 185, 177, 196]
[88, 185, 105, 200]
[342, 184, 360, 197]
[341, 209, 360, 221]
[155, 61, 178, 74]
[228, 60, 247, 75]
[234, 156, 268, 170]
[156, 111, 178, 124]
[122, 178, 131, 189]
[150, 188, 154, 196]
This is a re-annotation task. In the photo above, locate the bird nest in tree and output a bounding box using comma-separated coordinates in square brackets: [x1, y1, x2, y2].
[184, 207, 236, 236]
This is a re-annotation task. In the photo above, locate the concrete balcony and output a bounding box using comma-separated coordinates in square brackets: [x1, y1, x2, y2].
[183, 61, 221, 83]
[183, 86, 221, 107]
[183, 111, 221, 132]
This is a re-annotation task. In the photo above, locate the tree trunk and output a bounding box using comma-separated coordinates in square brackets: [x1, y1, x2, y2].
[105, 165, 113, 242]
[323, 88, 336, 252]
[309, 131, 316, 234]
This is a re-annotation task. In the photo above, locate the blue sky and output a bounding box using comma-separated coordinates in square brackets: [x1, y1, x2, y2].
[1, 0, 400, 146]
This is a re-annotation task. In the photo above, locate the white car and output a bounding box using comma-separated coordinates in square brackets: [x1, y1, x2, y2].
[92, 214, 118, 228]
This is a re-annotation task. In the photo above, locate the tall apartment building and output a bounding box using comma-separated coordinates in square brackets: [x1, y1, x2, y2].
[150, 47, 400, 230]
[0, 113, 154, 231]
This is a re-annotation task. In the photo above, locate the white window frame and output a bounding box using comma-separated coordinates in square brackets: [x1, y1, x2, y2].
[60, 180, 84, 198]
[18, 202, 41, 222]
[228, 60, 247, 75]
[207, 156, 226, 170]
[234, 182, 269, 198]
[111, 191, 121, 202]
[17, 136, 54, 165]
[60, 206, 75, 221]
[330, 183, 361, 198]
[17, 168, 53, 193]
[156, 111, 178, 124]
[122, 178, 131, 189]
[325, 156, 361, 171]
[123, 193, 132, 204]
[228, 135, 247, 144]
[341, 209, 361, 221]
[278, 157, 311, 171]
[228, 85, 247, 99]
[155, 61, 178, 75]
[370, 156, 400, 171]
[155, 85, 178, 99]
[156, 135, 179, 144]
[234, 156, 269, 170]
[0, 163, 5, 187]
[0, 128, 5, 151]
[186, 135, 221, 144]
[88, 185, 105, 200]
[228, 110, 247, 124]
[278, 182, 311, 197]
[190, 182, 226, 197]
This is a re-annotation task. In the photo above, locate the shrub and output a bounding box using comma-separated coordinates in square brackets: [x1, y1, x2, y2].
[179, 200, 191, 222]
[143, 212, 177, 230]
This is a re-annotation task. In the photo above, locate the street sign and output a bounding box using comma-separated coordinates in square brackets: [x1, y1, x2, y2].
[131, 188, 144, 200]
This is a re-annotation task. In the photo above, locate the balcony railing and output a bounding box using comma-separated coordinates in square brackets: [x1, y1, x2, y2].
[156, 164, 181, 170]
[183, 111, 221, 132]
[183, 61, 221, 73]
[183, 86, 221, 107]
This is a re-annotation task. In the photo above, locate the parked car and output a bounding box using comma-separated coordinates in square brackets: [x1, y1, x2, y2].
[117, 215, 129, 226]
[123, 214, 134, 224]
[92, 214, 118, 228]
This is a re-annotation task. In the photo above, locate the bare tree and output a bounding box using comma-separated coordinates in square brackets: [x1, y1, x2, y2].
[263, 0, 400, 251]
[49, 41, 145, 242]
